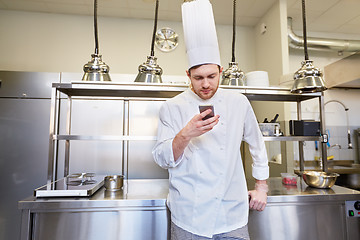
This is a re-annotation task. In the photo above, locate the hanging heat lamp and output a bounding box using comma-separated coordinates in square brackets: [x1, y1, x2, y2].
[221, 0, 245, 86]
[291, 0, 326, 93]
[82, 0, 111, 81]
[134, 0, 163, 83]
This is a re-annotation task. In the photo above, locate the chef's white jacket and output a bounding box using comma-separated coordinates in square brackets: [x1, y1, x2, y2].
[152, 88, 269, 238]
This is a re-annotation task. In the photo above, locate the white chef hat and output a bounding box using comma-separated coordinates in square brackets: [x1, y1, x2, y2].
[182, 0, 221, 69]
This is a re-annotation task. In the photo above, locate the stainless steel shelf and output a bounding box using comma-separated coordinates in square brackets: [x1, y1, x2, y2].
[54, 135, 320, 142]
[47, 81, 327, 184]
[54, 135, 157, 141]
[263, 136, 321, 141]
[54, 82, 188, 99]
[53, 82, 321, 102]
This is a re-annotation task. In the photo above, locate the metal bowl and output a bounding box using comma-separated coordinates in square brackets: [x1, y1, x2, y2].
[302, 171, 339, 189]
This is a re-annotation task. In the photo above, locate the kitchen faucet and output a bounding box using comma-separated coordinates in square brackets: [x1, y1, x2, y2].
[324, 100, 352, 149]
[329, 144, 341, 149]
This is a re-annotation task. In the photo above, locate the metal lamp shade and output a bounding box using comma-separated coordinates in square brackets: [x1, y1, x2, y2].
[134, 56, 163, 83]
[291, 60, 326, 93]
[82, 54, 111, 82]
[221, 62, 245, 86]
[135, 0, 163, 83]
[291, 0, 326, 94]
[82, 0, 111, 82]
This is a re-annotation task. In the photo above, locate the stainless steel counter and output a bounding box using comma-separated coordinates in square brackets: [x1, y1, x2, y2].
[259, 176, 360, 201]
[21, 179, 168, 209]
[19, 178, 360, 240]
[19, 179, 170, 240]
[248, 178, 360, 240]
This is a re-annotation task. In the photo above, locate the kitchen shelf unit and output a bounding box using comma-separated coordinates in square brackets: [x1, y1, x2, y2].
[263, 136, 321, 141]
[47, 82, 327, 186]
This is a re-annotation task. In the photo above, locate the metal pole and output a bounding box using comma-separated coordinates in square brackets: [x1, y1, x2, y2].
[319, 93, 328, 172]
[19, 210, 31, 240]
[47, 86, 58, 188]
[297, 101, 305, 172]
[64, 97, 72, 177]
[122, 100, 129, 182]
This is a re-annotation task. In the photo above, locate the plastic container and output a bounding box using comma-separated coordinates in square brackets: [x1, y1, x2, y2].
[281, 173, 298, 185]
[258, 123, 280, 136]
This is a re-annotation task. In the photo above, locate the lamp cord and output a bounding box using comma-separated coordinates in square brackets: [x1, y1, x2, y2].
[231, 0, 236, 62]
[151, 0, 159, 57]
[94, 0, 99, 55]
[302, 0, 309, 61]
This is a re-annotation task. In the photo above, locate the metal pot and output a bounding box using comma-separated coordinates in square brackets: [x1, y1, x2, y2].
[302, 171, 339, 188]
[104, 189, 124, 199]
[104, 175, 124, 191]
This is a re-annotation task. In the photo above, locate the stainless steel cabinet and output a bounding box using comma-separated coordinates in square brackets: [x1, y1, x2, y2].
[32, 209, 168, 240]
[19, 178, 360, 240]
[20, 179, 170, 240]
[0, 71, 60, 240]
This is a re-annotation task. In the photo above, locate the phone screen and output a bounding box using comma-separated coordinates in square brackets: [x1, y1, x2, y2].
[199, 105, 215, 120]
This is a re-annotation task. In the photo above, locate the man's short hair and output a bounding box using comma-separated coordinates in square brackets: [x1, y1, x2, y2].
[188, 64, 221, 76]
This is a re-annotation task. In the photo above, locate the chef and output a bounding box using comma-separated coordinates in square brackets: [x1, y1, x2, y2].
[152, 0, 269, 239]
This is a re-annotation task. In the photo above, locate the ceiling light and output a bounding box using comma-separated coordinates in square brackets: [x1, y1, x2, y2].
[82, 0, 111, 82]
[222, 62, 245, 86]
[221, 0, 245, 86]
[134, 0, 163, 83]
[291, 0, 326, 93]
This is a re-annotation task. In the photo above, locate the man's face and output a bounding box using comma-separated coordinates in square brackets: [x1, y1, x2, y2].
[187, 64, 222, 100]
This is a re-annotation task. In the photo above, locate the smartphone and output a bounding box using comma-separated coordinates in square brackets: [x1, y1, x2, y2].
[199, 105, 215, 120]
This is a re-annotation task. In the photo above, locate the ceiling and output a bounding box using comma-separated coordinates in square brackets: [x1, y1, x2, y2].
[1, 0, 360, 35]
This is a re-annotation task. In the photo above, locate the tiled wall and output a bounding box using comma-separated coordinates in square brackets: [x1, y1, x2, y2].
[293, 126, 360, 162]
[266, 141, 282, 164]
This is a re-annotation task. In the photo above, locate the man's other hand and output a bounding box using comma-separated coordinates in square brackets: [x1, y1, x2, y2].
[248, 190, 267, 211]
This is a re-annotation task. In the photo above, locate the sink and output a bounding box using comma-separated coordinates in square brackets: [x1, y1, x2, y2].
[351, 163, 360, 168]
[327, 160, 360, 171]
[336, 173, 360, 190]
[327, 161, 360, 190]
[294, 160, 360, 174]
[328, 160, 358, 167]
[331, 163, 360, 168]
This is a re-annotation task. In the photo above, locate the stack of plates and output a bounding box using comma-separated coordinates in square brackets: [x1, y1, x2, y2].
[245, 71, 269, 87]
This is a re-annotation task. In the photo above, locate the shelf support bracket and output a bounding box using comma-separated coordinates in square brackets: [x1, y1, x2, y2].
[321, 134, 328, 143]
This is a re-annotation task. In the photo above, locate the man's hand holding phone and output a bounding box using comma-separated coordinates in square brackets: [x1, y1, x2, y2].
[197, 105, 219, 134]
[199, 105, 215, 120]
[178, 105, 219, 139]
[172, 105, 220, 161]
